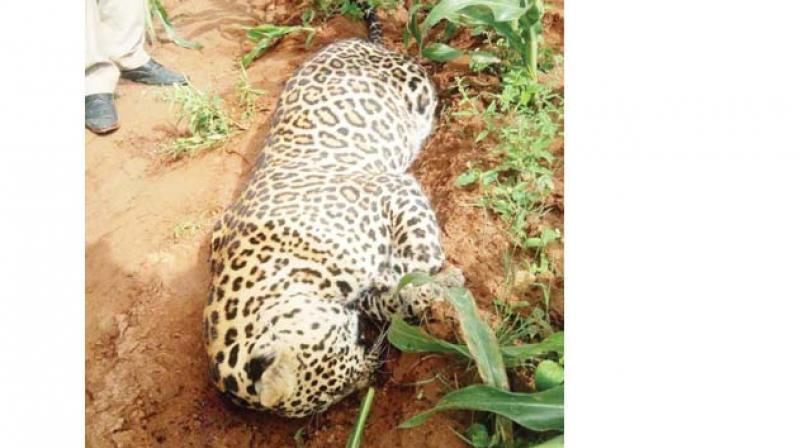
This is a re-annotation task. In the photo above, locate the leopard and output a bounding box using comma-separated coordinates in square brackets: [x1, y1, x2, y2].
[203, 2, 463, 418]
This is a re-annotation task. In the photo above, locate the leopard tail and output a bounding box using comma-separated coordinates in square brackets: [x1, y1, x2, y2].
[356, 1, 383, 43]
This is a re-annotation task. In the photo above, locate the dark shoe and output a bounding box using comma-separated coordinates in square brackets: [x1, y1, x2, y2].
[85, 93, 119, 134]
[120, 59, 188, 86]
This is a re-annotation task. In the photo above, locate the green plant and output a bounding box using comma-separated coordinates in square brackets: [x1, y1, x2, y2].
[145, 0, 202, 49]
[389, 315, 562, 368]
[235, 64, 266, 125]
[346, 387, 376, 448]
[400, 384, 563, 431]
[531, 435, 564, 448]
[493, 300, 552, 348]
[311, 0, 398, 20]
[388, 3, 563, 445]
[497, 66, 561, 111]
[241, 22, 316, 68]
[388, 274, 564, 447]
[240, 1, 400, 68]
[455, 77, 562, 252]
[537, 46, 561, 73]
[534, 360, 564, 391]
[171, 220, 200, 239]
[454, 74, 563, 320]
[405, 0, 546, 79]
[163, 82, 233, 158]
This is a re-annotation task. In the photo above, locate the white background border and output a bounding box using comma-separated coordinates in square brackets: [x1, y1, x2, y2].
[567, 0, 800, 445]
[1, 1, 85, 446]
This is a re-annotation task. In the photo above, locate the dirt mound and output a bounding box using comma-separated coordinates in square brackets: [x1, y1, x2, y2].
[85, 0, 563, 446]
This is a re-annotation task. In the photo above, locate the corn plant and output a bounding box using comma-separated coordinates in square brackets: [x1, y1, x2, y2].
[145, 0, 202, 49]
[405, 0, 546, 79]
[389, 314, 562, 368]
[388, 273, 564, 447]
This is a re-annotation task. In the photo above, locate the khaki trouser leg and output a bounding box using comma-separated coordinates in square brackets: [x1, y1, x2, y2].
[85, 0, 118, 95]
[98, 0, 150, 70]
[85, 0, 151, 95]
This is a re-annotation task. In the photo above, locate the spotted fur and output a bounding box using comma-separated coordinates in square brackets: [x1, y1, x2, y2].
[203, 21, 460, 417]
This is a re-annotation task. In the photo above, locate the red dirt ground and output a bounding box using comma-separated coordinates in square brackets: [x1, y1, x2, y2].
[85, 1, 563, 446]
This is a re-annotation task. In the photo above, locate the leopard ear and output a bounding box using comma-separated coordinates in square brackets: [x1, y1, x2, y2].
[249, 349, 297, 408]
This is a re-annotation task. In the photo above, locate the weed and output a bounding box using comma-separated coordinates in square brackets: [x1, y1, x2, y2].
[455, 75, 562, 254]
[163, 82, 233, 158]
[497, 66, 562, 112]
[310, 0, 398, 20]
[241, 22, 316, 68]
[454, 73, 563, 324]
[239, 1, 398, 67]
[235, 64, 266, 126]
[537, 46, 562, 73]
[171, 220, 200, 240]
[493, 300, 552, 348]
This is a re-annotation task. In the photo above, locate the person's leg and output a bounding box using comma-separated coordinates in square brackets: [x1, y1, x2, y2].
[99, 0, 188, 85]
[85, 0, 119, 134]
[86, 0, 119, 95]
[97, 0, 150, 70]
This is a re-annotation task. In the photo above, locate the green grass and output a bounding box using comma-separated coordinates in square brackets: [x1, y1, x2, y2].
[311, 0, 398, 20]
[450, 72, 564, 338]
[241, 22, 316, 68]
[171, 220, 200, 240]
[453, 72, 563, 289]
[493, 299, 553, 348]
[162, 82, 232, 158]
[163, 68, 269, 159]
[235, 64, 266, 126]
[239, 0, 398, 68]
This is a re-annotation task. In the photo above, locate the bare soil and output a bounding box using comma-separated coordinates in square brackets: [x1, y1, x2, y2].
[85, 1, 564, 446]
